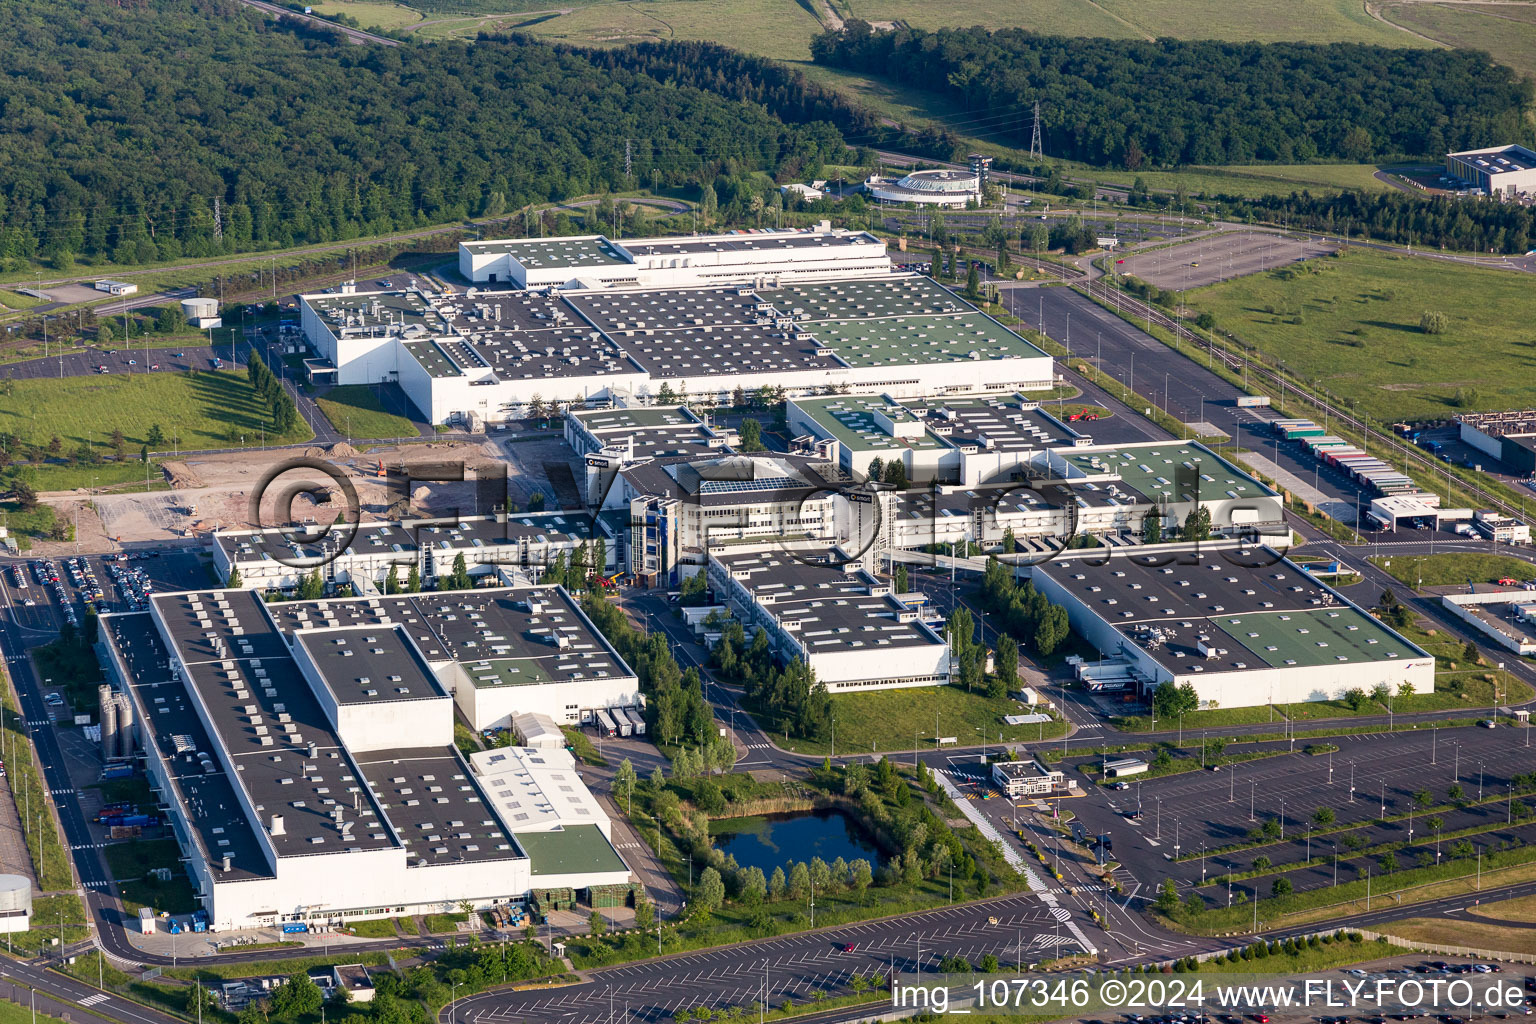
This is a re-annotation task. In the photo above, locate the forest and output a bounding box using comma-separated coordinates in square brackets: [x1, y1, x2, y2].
[811, 22, 1535, 168]
[0, 0, 847, 266]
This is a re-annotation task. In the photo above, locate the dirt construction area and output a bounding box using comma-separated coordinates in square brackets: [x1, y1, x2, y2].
[36, 429, 579, 551]
[1116, 231, 1337, 290]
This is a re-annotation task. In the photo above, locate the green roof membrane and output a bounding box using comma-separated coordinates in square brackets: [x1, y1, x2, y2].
[517, 825, 629, 877]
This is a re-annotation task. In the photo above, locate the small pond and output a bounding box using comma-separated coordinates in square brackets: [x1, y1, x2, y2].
[710, 808, 884, 874]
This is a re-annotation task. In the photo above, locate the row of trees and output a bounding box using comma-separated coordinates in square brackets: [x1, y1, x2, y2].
[246, 352, 301, 435]
[1225, 189, 1536, 256]
[811, 22, 1532, 168]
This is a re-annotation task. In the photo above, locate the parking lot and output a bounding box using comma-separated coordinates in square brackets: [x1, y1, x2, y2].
[1059, 725, 1536, 907]
[1115, 232, 1337, 291]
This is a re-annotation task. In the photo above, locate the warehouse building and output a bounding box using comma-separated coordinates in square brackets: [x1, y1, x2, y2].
[96, 584, 636, 930]
[299, 271, 1053, 428]
[213, 513, 611, 593]
[1445, 145, 1536, 198]
[707, 544, 951, 692]
[1458, 409, 1536, 477]
[1030, 545, 1434, 708]
[788, 392, 1085, 485]
[457, 227, 890, 290]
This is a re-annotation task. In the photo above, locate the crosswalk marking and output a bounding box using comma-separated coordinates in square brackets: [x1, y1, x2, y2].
[79, 994, 109, 1007]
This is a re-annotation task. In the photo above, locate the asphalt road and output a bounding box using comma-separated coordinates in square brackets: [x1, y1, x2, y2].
[1004, 283, 1379, 519]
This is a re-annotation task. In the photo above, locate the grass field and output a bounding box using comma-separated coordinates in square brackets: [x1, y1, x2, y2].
[1467, 891, 1536, 923]
[316, 385, 418, 440]
[770, 684, 1069, 756]
[1369, 552, 1536, 589]
[1379, 2, 1536, 81]
[486, 0, 1433, 63]
[1092, 0, 1422, 45]
[1189, 249, 1536, 421]
[7, 458, 167, 495]
[1381, 914, 1536, 955]
[310, 0, 424, 29]
[0, 371, 312, 450]
[1112, 704, 1288, 732]
[0, 289, 44, 310]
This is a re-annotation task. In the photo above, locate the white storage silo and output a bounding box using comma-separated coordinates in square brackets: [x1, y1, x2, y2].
[0, 874, 33, 933]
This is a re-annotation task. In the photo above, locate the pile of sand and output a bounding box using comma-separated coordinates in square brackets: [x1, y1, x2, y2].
[162, 461, 205, 490]
[328, 442, 361, 457]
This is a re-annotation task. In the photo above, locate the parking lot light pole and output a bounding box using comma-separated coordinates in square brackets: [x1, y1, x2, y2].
[1380, 780, 1386, 818]
[1249, 779, 1256, 822]
[1349, 761, 1355, 803]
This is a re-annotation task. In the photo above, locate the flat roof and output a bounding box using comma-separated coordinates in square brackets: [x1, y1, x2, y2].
[621, 454, 834, 507]
[294, 625, 448, 706]
[713, 547, 946, 655]
[794, 394, 948, 455]
[618, 230, 877, 258]
[352, 746, 525, 865]
[471, 746, 610, 831]
[1036, 549, 1431, 675]
[769, 277, 1048, 366]
[310, 274, 1045, 388]
[218, 513, 599, 568]
[1447, 145, 1536, 174]
[149, 589, 401, 859]
[460, 236, 630, 269]
[264, 589, 634, 688]
[104, 612, 272, 881]
[795, 393, 1075, 459]
[1056, 442, 1274, 503]
[515, 824, 628, 877]
[914, 396, 1077, 452]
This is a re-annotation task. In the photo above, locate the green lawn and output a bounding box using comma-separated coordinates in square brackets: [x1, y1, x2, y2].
[1189, 249, 1536, 420]
[1370, 552, 1536, 588]
[1379, 1, 1536, 82]
[309, 0, 424, 29]
[6, 458, 167, 494]
[1112, 704, 1288, 733]
[1095, 0, 1420, 44]
[345, 916, 412, 938]
[765, 684, 1069, 756]
[315, 385, 418, 440]
[0, 371, 312, 450]
[0, 289, 45, 310]
[104, 838, 184, 879]
[0, 500, 66, 549]
[423, 912, 468, 934]
[1073, 164, 1393, 200]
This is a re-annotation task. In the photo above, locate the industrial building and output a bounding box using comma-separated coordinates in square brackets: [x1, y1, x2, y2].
[1441, 586, 1536, 656]
[864, 169, 982, 208]
[1458, 409, 1536, 477]
[707, 544, 951, 692]
[599, 452, 885, 585]
[1030, 545, 1434, 708]
[213, 513, 611, 593]
[787, 392, 1087, 486]
[1445, 145, 1536, 198]
[458, 227, 891, 290]
[564, 406, 736, 506]
[96, 584, 637, 930]
[299, 273, 1053, 429]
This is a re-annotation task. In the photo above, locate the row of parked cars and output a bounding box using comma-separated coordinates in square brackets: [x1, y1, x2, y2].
[28, 559, 75, 626]
[107, 558, 155, 610]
